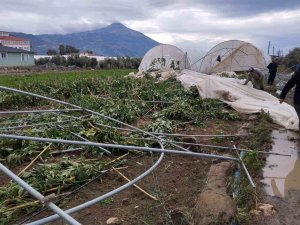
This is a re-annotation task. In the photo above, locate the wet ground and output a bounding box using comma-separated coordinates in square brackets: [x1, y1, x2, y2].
[257, 129, 300, 225]
[262, 130, 300, 198]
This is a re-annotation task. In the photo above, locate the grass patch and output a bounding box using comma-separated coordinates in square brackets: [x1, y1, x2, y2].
[232, 110, 273, 224]
[0, 69, 134, 87]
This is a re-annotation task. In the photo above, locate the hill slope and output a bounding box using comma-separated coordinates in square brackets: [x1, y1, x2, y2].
[12, 23, 159, 57]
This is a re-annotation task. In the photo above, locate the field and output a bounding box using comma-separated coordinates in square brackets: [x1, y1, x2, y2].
[0, 69, 272, 225]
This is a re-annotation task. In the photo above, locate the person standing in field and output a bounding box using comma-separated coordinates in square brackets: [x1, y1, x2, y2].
[243, 67, 265, 90]
[267, 58, 278, 85]
[279, 69, 300, 130]
[295, 57, 300, 73]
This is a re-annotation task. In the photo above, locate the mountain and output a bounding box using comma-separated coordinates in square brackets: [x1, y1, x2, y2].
[12, 23, 160, 57]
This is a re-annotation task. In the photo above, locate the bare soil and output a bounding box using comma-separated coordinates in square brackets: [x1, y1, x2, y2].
[1, 117, 247, 225]
[2, 78, 299, 225]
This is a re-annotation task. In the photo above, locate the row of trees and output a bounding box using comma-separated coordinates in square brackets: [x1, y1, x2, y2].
[47, 45, 80, 56]
[281, 47, 300, 69]
[35, 55, 141, 69]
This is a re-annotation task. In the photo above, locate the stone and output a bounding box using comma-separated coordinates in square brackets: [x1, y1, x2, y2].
[193, 161, 237, 225]
[106, 217, 121, 225]
[121, 198, 130, 206]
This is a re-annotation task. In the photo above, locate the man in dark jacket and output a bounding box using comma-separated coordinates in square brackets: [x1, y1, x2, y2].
[279, 70, 300, 130]
[267, 58, 278, 85]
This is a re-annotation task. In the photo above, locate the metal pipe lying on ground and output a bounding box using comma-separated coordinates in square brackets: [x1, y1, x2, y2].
[93, 122, 247, 137]
[0, 114, 91, 131]
[51, 148, 83, 155]
[233, 144, 256, 188]
[0, 163, 81, 225]
[132, 137, 291, 156]
[0, 133, 239, 161]
[0, 86, 191, 153]
[0, 109, 82, 115]
[56, 124, 111, 155]
[26, 144, 165, 225]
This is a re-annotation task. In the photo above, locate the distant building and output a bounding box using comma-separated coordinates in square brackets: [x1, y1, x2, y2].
[80, 51, 95, 57]
[0, 31, 31, 51]
[0, 45, 35, 67]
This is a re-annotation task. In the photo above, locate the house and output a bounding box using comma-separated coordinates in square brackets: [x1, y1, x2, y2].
[0, 31, 31, 51]
[0, 45, 35, 67]
[80, 51, 95, 57]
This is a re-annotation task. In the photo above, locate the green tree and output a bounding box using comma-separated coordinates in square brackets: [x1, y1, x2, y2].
[47, 49, 58, 55]
[90, 58, 98, 68]
[59, 45, 65, 55]
[65, 45, 79, 54]
[283, 47, 300, 69]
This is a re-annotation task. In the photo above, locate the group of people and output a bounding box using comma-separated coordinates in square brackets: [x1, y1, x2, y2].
[243, 57, 279, 90]
[243, 57, 300, 130]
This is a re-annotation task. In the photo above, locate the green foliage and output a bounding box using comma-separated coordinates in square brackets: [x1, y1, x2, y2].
[47, 49, 57, 55]
[144, 117, 174, 133]
[232, 110, 273, 225]
[0, 158, 108, 223]
[0, 69, 244, 223]
[282, 47, 300, 69]
[98, 197, 113, 205]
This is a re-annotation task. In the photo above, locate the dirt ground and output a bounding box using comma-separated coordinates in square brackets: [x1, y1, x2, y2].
[253, 78, 300, 225]
[2, 73, 299, 225]
[4, 113, 297, 225]
[1, 118, 244, 225]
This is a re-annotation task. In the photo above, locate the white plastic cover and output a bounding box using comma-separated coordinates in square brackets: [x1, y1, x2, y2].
[194, 40, 267, 74]
[139, 44, 190, 72]
[177, 70, 298, 130]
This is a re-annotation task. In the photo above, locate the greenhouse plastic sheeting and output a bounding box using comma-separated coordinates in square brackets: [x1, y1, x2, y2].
[193, 40, 268, 74]
[139, 44, 190, 72]
[177, 70, 298, 130]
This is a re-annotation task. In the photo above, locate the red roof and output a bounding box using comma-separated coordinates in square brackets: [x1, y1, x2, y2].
[0, 36, 29, 42]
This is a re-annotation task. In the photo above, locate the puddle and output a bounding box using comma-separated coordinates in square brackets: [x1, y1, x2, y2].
[262, 130, 300, 198]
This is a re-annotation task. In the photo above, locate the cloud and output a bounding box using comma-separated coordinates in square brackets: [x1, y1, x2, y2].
[128, 7, 300, 54]
[0, 0, 299, 54]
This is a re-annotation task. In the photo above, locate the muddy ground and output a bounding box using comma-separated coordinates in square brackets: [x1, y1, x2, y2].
[253, 75, 300, 225]
[253, 135, 300, 225]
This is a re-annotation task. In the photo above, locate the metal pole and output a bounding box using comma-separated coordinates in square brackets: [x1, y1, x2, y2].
[0, 119, 79, 130]
[233, 144, 256, 188]
[51, 148, 83, 155]
[69, 131, 111, 155]
[149, 139, 290, 156]
[94, 122, 247, 138]
[56, 124, 111, 155]
[26, 145, 165, 225]
[0, 163, 81, 225]
[0, 109, 82, 115]
[0, 85, 191, 153]
[0, 133, 239, 161]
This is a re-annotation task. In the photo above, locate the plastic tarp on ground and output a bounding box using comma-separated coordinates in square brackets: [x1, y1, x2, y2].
[194, 40, 267, 74]
[176, 70, 298, 130]
[139, 44, 190, 72]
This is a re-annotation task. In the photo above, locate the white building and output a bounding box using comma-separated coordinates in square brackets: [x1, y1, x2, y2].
[0, 31, 31, 51]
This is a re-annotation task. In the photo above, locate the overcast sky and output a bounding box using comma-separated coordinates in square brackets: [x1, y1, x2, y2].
[1, 0, 300, 55]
